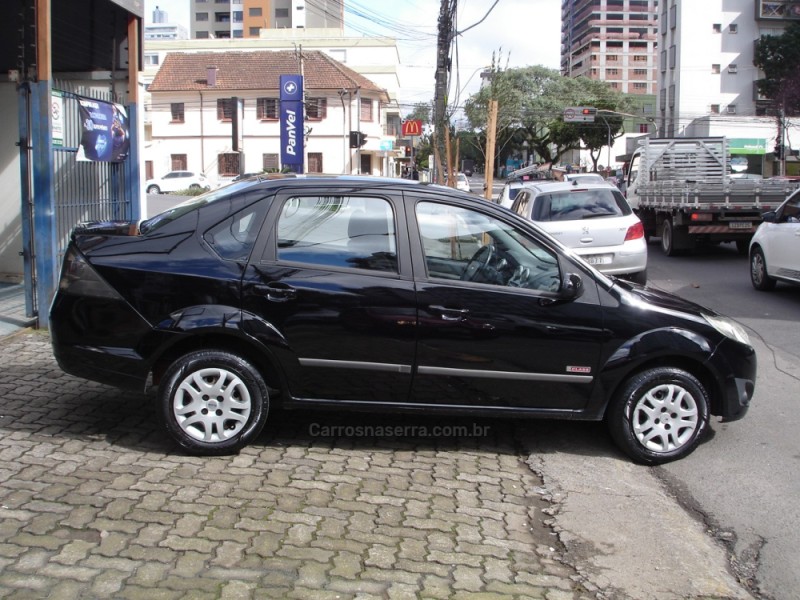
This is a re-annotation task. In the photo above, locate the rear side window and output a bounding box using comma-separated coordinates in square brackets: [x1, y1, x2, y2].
[205, 200, 268, 261]
[533, 189, 631, 222]
[276, 196, 398, 273]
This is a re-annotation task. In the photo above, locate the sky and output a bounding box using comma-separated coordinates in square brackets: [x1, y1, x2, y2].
[144, 0, 562, 113]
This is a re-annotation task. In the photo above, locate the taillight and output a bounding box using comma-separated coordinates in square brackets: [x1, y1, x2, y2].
[624, 222, 645, 241]
[59, 246, 122, 299]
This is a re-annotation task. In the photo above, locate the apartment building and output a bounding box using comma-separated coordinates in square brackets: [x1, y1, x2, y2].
[191, 0, 344, 39]
[658, 0, 798, 139]
[561, 0, 660, 96]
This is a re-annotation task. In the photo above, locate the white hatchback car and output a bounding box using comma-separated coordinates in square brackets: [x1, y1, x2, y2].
[749, 189, 800, 290]
[509, 181, 648, 284]
[456, 172, 471, 193]
[146, 171, 213, 194]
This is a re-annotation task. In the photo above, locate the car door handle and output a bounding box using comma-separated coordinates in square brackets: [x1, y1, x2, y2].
[255, 283, 297, 303]
[429, 305, 469, 321]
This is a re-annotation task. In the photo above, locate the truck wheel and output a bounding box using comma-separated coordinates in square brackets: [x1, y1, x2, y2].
[661, 218, 677, 256]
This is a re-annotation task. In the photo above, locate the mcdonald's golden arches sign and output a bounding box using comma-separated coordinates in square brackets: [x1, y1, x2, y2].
[401, 119, 423, 137]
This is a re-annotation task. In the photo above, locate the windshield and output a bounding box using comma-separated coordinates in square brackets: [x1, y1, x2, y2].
[139, 180, 258, 234]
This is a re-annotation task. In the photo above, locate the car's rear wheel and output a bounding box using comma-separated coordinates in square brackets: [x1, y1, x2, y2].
[157, 350, 269, 455]
[147, 185, 161, 194]
[189, 183, 201, 190]
[750, 246, 776, 291]
[607, 367, 709, 465]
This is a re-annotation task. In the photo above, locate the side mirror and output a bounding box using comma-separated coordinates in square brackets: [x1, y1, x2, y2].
[560, 272, 584, 301]
[761, 211, 777, 223]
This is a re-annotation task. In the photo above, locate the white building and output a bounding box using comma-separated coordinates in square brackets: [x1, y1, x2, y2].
[146, 50, 392, 180]
[657, 0, 800, 175]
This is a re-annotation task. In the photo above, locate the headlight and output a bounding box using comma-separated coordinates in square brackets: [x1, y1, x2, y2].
[704, 315, 751, 346]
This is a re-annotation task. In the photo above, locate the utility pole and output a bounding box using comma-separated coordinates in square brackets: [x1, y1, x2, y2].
[484, 99, 498, 201]
[433, 0, 454, 184]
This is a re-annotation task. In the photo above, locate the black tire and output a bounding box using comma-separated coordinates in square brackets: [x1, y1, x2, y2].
[750, 246, 776, 291]
[157, 350, 269, 455]
[661, 218, 677, 256]
[735, 240, 749, 256]
[189, 183, 201, 190]
[628, 269, 647, 286]
[607, 367, 709, 465]
[147, 185, 161, 194]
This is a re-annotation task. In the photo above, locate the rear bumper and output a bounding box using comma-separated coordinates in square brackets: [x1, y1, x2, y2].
[574, 239, 648, 276]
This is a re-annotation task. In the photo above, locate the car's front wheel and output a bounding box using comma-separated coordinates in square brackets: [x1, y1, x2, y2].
[157, 350, 269, 455]
[607, 367, 709, 465]
[750, 246, 776, 291]
[147, 185, 161, 194]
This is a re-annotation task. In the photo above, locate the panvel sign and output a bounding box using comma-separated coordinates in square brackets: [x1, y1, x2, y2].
[76, 98, 130, 162]
[280, 74, 304, 173]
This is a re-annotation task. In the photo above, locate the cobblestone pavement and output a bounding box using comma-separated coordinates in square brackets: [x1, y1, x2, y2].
[0, 330, 585, 599]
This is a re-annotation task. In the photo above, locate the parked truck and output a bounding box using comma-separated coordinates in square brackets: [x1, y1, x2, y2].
[624, 137, 799, 255]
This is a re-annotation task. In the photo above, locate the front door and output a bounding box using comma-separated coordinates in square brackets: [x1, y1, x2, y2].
[406, 196, 606, 411]
[242, 189, 417, 404]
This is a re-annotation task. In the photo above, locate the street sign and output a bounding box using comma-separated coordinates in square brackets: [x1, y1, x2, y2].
[564, 106, 597, 123]
[401, 119, 423, 137]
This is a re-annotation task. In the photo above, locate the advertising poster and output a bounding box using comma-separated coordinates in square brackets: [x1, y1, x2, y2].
[76, 98, 130, 162]
[52, 91, 64, 147]
[280, 74, 304, 173]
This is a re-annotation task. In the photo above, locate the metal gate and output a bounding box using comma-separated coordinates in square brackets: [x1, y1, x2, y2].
[16, 80, 138, 327]
[52, 81, 135, 259]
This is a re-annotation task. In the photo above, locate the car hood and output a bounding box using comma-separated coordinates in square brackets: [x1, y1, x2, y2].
[616, 279, 717, 319]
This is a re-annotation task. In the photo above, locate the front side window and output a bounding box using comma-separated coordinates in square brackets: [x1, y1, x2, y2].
[780, 194, 800, 222]
[277, 196, 397, 273]
[416, 202, 561, 292]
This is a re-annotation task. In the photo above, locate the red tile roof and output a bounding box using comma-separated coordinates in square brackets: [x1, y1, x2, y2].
[149, 50, 387, 99]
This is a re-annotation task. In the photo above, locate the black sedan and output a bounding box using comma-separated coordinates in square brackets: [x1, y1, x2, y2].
[50, 176, 756, 464]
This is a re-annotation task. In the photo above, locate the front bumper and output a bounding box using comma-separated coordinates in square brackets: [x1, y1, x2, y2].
[706, 337, 757, 421]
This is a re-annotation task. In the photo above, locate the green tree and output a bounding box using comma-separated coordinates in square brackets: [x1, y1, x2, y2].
[404, 102, 432, 124]
[464, 66, 632, 169]
[754, 22, 800, 115]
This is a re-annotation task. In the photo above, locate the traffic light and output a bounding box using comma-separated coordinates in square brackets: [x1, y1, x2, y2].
[349, 131, 367, 148]
[581, 107, 597, 118]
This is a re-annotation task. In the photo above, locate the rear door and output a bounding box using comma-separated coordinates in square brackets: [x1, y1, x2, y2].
[242, 187, 417, 404]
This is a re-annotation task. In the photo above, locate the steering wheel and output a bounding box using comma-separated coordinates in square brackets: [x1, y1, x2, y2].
[461, 243, 495, 281]
[527, 270, 561, 292]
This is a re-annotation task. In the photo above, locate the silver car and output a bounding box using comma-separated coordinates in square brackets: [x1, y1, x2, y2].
[509, 181, 648, 284]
